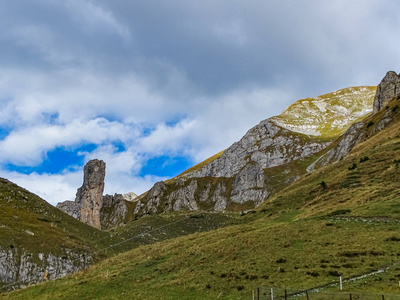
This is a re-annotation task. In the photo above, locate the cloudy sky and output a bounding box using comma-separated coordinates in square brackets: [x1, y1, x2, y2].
[0, 0, 399, 205]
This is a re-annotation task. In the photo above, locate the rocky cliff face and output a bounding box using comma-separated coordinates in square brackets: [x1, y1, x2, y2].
[101, 194, 128, 230]
[76, 159, 105, 229]
[0, 247, 91, 290]
[134, 86, 375, 215]
[57, 160, 130, 230]
[373, 71, 400, 113]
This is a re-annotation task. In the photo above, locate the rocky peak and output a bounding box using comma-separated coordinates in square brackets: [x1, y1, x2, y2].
[57, 159, 106, 229]
[373, 71, 400, 114]
[75, 159, 105, 229]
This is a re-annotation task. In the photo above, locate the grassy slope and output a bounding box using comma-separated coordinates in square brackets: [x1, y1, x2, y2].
[5, 99, 400, 299]
[272, 86, 376, 138]
[0, 178, 116, 256]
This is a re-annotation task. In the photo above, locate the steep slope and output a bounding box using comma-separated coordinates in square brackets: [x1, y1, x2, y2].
[133, 86, 375, 215]
[6, 92, 400, 299]
[0, 178, 119, 290]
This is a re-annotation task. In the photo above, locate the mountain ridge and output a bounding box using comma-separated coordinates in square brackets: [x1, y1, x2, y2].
[132, 85, 376, 216]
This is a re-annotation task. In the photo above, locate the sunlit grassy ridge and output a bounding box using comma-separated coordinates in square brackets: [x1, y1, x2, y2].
[5, 97, 400, 299]
[272, 86, 376, 138]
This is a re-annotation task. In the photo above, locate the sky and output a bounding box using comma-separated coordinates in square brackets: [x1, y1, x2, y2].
[0, 0, 400, 205]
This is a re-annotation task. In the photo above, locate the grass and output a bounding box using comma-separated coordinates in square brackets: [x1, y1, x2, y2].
[273, 86, 376, 139]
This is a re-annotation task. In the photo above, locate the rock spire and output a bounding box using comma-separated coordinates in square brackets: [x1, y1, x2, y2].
[75, 159, 106, 229]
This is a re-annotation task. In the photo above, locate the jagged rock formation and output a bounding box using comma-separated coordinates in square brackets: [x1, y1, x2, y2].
[101, 193, 128, 229]
[186, 120, 330, 179]
[134, 86, 375, 215]
[316, 71, 400, 168]
[76, 159, 105, 229]
[57, 160, 131, 230]
[0, 247, 91, 289]
[373, 71, 400, 114]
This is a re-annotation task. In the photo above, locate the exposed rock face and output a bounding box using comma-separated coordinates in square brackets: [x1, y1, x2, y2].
[56, 200, 80, 219]
[123, 192, 138, 201]
[101, 194, 128, 230]
[373, 71, 400, 113]
[230, 162, 268, 206]
[76, 159, 105, 229]
[186, 120, 330, 179]
[58, 159, 132, 230]
[0, 247, 91, 290]
[134, 119, 330, 215]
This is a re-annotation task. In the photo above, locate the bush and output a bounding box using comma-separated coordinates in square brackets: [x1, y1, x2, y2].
[329, 270, 341, 276]
[276, 258, 287, 263]
[367, 121, 374, 128]
[393, 105, 399, 113]
[360, 156, 369, 163]
[348, 163, 357, 170]
[327, 209, 351, 216]
[320, 181, 328, 189]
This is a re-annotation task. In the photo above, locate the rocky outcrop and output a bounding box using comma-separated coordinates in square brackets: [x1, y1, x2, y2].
[316, 71, 400, 168]
[101, 194, 128, 230]
[186, 120, 330, 179]
[0, 247, 91, 290]
[56, 200, 80, 219]
[373, 71, 400, 113]
[123, 192, 138, 201]
[75, 159, 105, 229]
[58, 159, 130, 230]
[230, 162, 268, 206]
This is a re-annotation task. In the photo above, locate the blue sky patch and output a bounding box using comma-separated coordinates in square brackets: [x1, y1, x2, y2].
[139, 155, 193, 178]
[5, 144, 98, 175]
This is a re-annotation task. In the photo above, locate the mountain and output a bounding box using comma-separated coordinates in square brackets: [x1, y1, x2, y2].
[0, 170, 237, 290]
[132, 86, 375, 215]
[4, 72, 400, 299]
[0, 178, 120, 290]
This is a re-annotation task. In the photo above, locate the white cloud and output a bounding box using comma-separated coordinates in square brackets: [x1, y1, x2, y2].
[0, 118, 134, 165]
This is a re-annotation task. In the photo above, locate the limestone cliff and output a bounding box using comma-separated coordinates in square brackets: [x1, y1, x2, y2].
[134, 86, 375, 215]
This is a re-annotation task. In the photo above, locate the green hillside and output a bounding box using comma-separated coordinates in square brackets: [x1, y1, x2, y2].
[4, 97, 400, 299]
[0, 179, 236, 292]
[272, 86, 376, 138]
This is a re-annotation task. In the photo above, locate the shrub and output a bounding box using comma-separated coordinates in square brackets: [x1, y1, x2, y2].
[327, 209, 351, 216]
[367, 121, 374, 128]
[348, 163, 357, 170]
[393, 105, 399, 113]
[320, 181, 328, 189]
[329, 270, 341, 276]
[360, 156, 369, 163]
[276, 258, 287, 263]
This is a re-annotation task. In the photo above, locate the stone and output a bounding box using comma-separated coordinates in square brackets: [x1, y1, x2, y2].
[0, 246, 91, 290]
[101, 194, 128, 230]
[373, 71, 400, 113]
[56, 201, 80, 219]
[75, 159, 106, 229]
[123, 192, 138, 201]
[57, 159, 105, 229]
